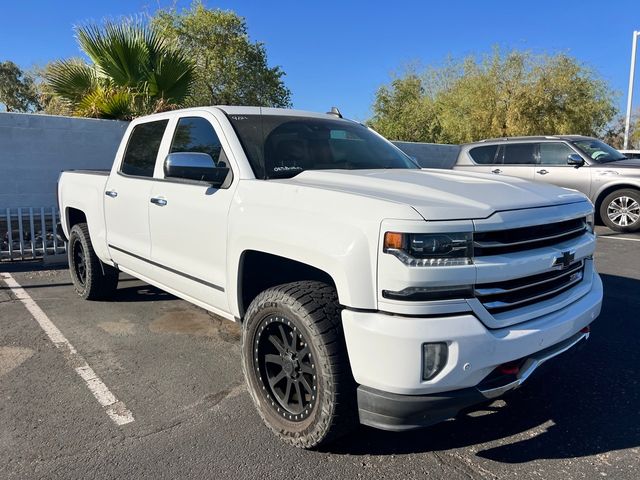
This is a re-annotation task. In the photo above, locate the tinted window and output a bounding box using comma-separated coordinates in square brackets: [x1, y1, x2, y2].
[469, 145, 501, 164]
[227, 115, 417, 179]
[503, 143, 536, 165]
[539, 142, 575, 165]
[121, 120, 169, 177]
[170, 117, 225, 166]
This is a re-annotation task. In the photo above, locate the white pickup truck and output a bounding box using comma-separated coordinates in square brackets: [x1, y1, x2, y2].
[57, 106, 603, 448]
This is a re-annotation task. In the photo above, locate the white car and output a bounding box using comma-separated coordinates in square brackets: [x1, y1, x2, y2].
[620, 149, 640, 159]
[57, 107, 602, 448]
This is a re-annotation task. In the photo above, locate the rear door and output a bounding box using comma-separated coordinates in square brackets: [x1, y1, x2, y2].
[498, 143, 536, 180]
[458, 143, 535, 180]
[104, 119, 169, 278]
[534, 142, 592, 195]
[148, 113, 236, 313]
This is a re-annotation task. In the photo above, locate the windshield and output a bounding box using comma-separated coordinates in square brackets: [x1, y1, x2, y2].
[572, 139, 627, 163]
[226, 114, 418, 179]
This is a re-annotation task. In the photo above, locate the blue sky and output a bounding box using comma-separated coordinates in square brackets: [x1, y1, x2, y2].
[1, 0, 639, 121]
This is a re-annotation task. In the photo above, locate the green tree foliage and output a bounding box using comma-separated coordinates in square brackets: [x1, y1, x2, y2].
[152, 1, 292, 108]
[603, 111, 640, 149]
[45, 21, 196, 120]
[370, 50, 617, 144]
[0, 61, 41, 112]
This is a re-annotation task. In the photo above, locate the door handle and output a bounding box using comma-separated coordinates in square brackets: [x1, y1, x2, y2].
[491, 168, 502, 174]
[105, 190, 118, 198]
[150, 197, 167, 206]
[537, 169, 549, 175]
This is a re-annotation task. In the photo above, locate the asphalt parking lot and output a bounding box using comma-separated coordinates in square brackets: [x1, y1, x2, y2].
[1, 226, 639, 480]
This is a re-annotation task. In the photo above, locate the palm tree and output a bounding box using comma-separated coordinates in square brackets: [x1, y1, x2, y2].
[46, 21, 195, 120]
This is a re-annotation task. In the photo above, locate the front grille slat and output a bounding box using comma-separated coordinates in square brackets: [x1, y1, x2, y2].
[474, 261, 584, 296]
[474, 217, 587, 256]
[476, 260, 585, 314]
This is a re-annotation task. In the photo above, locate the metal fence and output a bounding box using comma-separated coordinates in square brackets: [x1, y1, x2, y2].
[1, 207, 66, 261]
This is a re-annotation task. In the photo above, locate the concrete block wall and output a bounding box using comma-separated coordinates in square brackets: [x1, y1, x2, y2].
[392, 141, 460, 169]
[0, 113, 129, 209]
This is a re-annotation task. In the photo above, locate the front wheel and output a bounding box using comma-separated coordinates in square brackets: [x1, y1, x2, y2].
[241, 281, 357, 449]
[68, 223, 119, 300]
[600, 189, 640, 232]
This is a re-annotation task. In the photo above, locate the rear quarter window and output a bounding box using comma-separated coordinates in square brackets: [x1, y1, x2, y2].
[121, 120, 169, 177]
[469, 145, 501, 164]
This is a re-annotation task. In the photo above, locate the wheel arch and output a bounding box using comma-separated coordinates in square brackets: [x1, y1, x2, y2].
[65, 207, 87, 231]
[236, 250, 338, 319]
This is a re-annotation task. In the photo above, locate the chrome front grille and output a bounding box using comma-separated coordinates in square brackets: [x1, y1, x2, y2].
[474, 217, 587, 256]
[475, 260, 585, 314]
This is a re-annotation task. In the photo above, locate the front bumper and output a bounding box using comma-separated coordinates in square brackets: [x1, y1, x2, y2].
[357, 329, 589, 431]
[342, 270, 602, 430]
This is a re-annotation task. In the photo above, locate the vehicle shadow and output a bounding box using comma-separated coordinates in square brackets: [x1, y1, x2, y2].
[112, 283, 176, 302]
[327, 273, 640, 463]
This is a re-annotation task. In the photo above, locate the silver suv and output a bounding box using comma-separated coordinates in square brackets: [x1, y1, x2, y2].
[453, 135, 640, 232]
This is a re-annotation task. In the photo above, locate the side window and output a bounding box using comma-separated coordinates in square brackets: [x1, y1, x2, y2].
[503, 143, 537, 165]
[121, 120, 169, 177]
[469, 145, 501, 165]
[539, 142, 577, 165]
[170, 117, 226, 166]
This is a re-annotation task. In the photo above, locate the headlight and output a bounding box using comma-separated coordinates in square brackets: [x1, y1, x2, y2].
[586, 212, 595, 233]
[383, 232, 473, 266]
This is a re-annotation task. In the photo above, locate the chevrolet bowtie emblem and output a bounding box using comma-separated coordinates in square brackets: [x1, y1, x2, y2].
[555, 251, 575, 269]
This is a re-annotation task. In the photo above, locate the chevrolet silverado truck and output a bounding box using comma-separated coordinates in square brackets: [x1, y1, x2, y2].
[57, 107, 603, 448]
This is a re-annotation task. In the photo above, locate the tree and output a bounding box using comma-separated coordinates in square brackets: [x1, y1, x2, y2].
[369, 50, 617, 144]
[45, 21, 196, 120]
[603, 112, 640, 149]
[0, 61, 41, 112]
[151, 1, 291, 108]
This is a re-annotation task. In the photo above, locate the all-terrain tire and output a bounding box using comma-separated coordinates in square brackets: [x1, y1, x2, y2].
[241, 281, 358, 449]
[68, 223, 118, 300]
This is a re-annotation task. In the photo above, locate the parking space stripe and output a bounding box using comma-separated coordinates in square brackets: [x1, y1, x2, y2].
[0, 272, 134, 426]
[598, 235, 640, 243]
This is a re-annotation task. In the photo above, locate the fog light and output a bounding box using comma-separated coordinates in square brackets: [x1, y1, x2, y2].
[422, 342, 448, 380]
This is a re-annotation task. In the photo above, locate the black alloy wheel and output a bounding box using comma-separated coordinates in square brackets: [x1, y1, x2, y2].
[71, 237, 87, 287]
[252, 315, 317, 421]
[67, 223, 119, 300]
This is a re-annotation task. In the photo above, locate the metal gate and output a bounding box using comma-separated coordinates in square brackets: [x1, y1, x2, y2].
[0, 207, 65, 261]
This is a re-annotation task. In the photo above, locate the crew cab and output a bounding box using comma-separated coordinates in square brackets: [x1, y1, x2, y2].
[57, 107, 602, 448]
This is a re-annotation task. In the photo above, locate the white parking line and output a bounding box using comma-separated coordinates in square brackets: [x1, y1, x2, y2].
[0, 272, 134, 426]
[598, 235, 640, 243]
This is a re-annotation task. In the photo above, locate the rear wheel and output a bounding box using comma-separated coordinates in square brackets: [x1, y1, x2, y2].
[600, 189, 640, 232]
[68, 223, 118, 300]
[241, 281, 357, 449]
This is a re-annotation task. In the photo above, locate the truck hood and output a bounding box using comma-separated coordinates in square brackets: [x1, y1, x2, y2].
[281, 169, 587, 220]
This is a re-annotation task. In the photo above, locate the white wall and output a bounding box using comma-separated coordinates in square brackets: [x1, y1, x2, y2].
[0, 112, 128, 209]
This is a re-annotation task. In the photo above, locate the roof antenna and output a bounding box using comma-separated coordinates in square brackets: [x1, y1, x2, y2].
[326, 106, 343, 118]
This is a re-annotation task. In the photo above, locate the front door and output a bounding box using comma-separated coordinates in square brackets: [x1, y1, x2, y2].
[534, 142, 592, 195]
[148, 114, 236, 313]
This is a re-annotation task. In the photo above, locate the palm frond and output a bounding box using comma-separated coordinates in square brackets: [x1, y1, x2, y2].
[45, 60, 98, 104]
[76, 21, 150, 88]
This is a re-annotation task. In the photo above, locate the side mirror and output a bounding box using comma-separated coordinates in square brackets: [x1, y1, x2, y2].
[164, 152, 230, 187]
[567, 154, 585, 168]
